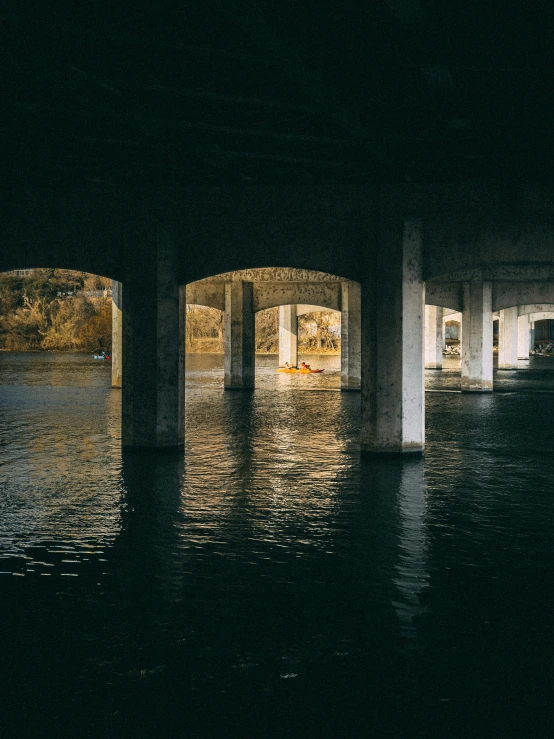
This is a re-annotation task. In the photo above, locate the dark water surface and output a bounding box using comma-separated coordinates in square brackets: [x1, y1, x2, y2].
[0, 353, 553, 738]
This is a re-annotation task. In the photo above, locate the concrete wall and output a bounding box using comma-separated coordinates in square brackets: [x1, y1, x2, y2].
[186, 270, 343, 313]
[5, 181, 554, 289]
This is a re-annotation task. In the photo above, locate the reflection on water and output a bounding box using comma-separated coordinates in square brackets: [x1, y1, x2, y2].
[1, 352, 554, 737]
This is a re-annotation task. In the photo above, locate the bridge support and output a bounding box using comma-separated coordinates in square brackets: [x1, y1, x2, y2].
[122, 231, 185, 447]
[530, 320, 535, 352]
[278, 305, 298, 368]
[517, 314, 530, 360]
[341, 281, 361, 389]
[461, 281, 493, 391]
[425, 305, 443, 369]
[361, 219, 424, 455]
[224, 281, 255, 389]
[498, 307, 519, 369]
[111, 280, 123, 388]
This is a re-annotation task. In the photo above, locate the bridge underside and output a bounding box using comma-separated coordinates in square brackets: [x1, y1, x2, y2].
[4, 1, 554, 455]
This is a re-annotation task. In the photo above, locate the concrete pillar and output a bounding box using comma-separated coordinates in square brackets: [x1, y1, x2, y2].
[111, 280, 123, 388]
[517, 314, 530, 360]
[461, 281, 493, 392]
[498, 307, 519, 369]
[361, 218, 424, 455]
[530, 321, 535, 351]
[424, 305, 443, 369]
[340, 280, 361, 390]
[278, 305, 298, 367]
[224, 281, 255, 389]
[122, 230, 185, 448]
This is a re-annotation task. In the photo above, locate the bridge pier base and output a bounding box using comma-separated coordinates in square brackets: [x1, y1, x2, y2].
[224, 281, 255, 389]
[278, 305, 298, 368]
[111, 280, 123, 388]
[121, 232, 185, 448]
[425, 305, 443, 369]
[341, 281, 361, 390]
[499, 307, 519, 369]
[361, 219, 424, 455]
[461, 281, 493, 391]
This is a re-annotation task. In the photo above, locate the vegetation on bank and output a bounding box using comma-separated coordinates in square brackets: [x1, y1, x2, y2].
[0, 270, 341, 353]
[186, 305, 341, 354]
[0, 270, 112, 351]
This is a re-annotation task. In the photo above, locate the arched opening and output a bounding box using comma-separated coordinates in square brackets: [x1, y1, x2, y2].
[0, 268, 114, 354]
[184, 268, 359, 390]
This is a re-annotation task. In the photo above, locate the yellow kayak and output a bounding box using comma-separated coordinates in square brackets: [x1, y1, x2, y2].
[277, 368, 324, 373]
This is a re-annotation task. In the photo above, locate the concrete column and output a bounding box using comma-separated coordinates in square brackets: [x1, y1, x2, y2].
[278, 304, 298, 367]
[361, 218, 425, 455]
[340, 280, 361, 390]
[121, 229, 185, 448]
[424, 305, 443, 369]
[111, 280, 123, 388]
[461, 281, 493, 392]
[224, 281, 255, 389]
[498, 307, 519, 369]
[517, 314, 530, 360]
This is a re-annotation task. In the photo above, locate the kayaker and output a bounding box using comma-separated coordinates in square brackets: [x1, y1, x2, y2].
[284, 362, 290, 369]
[301, 362, 310, 370]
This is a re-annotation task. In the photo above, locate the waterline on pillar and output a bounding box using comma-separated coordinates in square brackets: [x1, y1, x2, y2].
[361, 446, 424, 457]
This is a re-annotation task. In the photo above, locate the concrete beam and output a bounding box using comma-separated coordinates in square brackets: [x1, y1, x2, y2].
[518, 303, 554, 316]
[254, 282, 340, 312]
[493, 282, 554, 312]
[425, 281, 463, 312]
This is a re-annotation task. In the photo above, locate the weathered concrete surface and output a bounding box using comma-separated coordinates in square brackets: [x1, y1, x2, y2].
[296, 304, 338, 316]
[111, 280, 123, 388]
[517, 314, 530, 359]
[517, 303, 554, 316]
[425, 305, 443, 369]
[6, 182, 554, 287]
[425, 281, 463, 312]
[461, 281, 493, 392]
[278, 305, 298, 368]
[122, 231, 185, 447]
[493, 282, 554, 312]
[526, 311, 554, 321]
[498, 307, 519, 369]
[186, 277, 341, 314]
[224, 282, 255, 388]
[361, 218, 424, 454]
[254, 282, 340, 312]
[340, 281, 361, 389]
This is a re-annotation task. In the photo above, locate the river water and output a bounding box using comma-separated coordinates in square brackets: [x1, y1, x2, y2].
[0, 352, 553, 738]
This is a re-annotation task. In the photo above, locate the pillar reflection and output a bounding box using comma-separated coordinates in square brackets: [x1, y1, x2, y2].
[359, 457, 429, 644]
[113, 449, 185, 602]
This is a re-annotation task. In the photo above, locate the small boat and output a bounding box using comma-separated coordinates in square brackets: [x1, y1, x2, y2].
[277, 367, 324, 374]
[92, 353, 111, 360]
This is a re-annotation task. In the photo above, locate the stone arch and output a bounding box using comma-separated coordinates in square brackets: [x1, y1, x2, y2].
[185, 267, 351, 313]
[517, 303, 554, 316]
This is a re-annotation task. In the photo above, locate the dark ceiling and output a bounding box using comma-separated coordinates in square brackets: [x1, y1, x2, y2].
[3, 0, 554, 187]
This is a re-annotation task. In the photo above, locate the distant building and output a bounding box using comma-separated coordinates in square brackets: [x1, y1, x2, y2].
[5, 269, 34, 277]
